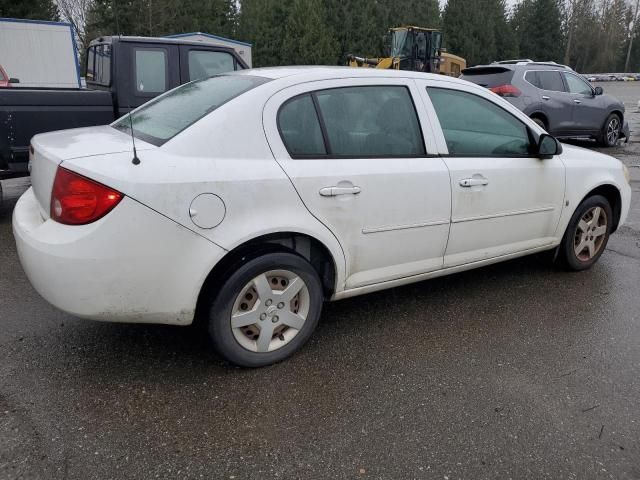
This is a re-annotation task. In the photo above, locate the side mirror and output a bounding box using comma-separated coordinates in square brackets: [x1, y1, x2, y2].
[594, 86, 603, 95]
[8, 77, 19, 84]
[537, 133, 562, 159]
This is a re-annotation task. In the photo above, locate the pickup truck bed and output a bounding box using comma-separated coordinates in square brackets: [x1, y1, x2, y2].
[0, 88, 113, 175]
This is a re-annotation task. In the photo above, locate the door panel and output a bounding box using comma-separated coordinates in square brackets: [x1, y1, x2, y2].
[442, 156, 565, 266]
[416, 80, 566, 266]
[563, 72, 604, 132]
[263, 78, 451, 289]
[524, 70, 573, 132]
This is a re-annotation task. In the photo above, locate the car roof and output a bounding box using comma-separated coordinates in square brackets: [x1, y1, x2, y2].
[88, 35, 239, 52]
[232, 65, 469, 84]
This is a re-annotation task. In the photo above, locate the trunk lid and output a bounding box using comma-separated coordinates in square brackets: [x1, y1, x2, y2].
[30, 125, 155, 219]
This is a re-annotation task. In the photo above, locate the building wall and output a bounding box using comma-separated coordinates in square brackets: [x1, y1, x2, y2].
[0, 19, 80, 88]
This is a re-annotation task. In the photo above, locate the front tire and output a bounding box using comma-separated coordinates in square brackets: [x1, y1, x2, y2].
[599, 114, 622, 147]
[556, 195, 612, 271]
[208, 252, 323, 367]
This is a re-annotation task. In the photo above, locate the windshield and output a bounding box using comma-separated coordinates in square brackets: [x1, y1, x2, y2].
[112, 74, 270, 146]
[391, 30, 412, 58]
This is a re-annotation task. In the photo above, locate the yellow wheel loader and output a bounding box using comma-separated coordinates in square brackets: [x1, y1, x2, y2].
[347, 26, 466, 76]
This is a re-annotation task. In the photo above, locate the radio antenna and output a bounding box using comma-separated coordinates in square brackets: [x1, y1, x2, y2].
[128, 106, 140, 165]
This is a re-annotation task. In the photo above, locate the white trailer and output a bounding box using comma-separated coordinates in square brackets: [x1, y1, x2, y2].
[0, 18, 80, 88]
[166, 32, 253, 68]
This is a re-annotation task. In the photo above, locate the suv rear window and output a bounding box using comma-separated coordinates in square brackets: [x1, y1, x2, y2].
[460, 67, 515, 88]
[112, 74, 270, 146]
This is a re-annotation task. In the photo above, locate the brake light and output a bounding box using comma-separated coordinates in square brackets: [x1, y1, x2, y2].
[50, 167, 123, 225]
[490, 84, 521, 97]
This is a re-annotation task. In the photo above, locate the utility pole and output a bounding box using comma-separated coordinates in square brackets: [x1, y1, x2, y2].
[625, 0, 640, 72]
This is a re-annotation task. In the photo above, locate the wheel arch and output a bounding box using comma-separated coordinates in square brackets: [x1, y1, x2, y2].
[195, 231, 341, 324]
[529, 111, 549, 129]
[579, 183, 622, 233]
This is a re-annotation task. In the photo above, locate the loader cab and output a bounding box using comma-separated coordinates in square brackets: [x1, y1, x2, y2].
[386, 27, 442, 73]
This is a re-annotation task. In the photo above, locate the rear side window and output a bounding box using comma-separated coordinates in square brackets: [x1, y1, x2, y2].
[526, 71, 565, 92]
[188, 51, 236, 81]
[113, 74, 270, 146]
[278, 95, 326, 156]
[427, 87, 531, 157]
[460, 67, 515, 88]
[135, 49, 167, 93]
[278, 86, 425, 158]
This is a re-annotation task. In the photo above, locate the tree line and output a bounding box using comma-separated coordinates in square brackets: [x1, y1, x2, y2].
[2, 0, 640, 73]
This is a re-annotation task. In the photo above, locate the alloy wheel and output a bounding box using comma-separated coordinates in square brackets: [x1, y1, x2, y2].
[606, 117, 620, 145]
[574, 206, 608, 261]
[230, 270, 310, 353]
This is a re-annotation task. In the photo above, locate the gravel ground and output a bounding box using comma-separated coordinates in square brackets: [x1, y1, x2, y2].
[0, 82, 639, 480]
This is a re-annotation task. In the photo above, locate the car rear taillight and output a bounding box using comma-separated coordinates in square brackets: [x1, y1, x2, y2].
[489, 84, 521, 97]
[50, 167, 123, 225]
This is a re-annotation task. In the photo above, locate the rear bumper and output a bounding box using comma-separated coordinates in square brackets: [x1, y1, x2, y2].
[13, 187, 225, 325]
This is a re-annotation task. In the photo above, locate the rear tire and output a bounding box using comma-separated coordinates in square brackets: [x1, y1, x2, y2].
[599, 113, 621, 147]
[531, 116, 547, 131]
[556, 195, 612, 271]
[207, 252, 323, 367]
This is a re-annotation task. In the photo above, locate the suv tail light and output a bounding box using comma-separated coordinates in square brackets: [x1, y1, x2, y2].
[50, 167, 123, 225]
[490, 84, 521, 97]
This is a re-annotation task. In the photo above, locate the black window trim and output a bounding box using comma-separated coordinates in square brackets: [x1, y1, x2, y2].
[277, 84, 431, 160]
[427, 86, 538, 158]
[133, 46, 170, 98]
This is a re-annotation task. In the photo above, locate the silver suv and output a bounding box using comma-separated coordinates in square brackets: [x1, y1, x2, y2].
[460, 60, 629, 147]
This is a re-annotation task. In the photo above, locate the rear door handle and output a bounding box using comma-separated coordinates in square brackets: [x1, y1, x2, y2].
[319, 185, 361, 196]
[542, 95, 550, 100]
[459, 177, 489, 188]
[574, 99, 582, 104]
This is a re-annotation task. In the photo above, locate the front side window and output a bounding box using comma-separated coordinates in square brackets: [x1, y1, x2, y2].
[428, 87, 531, 156]
[563, 73, 592, 95]
[112, 74, 270, 146]
[135, 48, 167, 93]
[188, 51, 236, 81]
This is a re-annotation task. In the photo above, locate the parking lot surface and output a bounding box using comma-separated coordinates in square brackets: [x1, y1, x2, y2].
[1, 82, 639, 480]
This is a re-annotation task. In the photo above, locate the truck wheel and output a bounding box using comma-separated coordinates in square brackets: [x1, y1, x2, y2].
[556, 195, 612, 271]
[207, 252, 323, 367]
[599, 114, 621, 147]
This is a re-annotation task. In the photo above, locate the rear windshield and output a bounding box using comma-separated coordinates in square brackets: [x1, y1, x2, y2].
[460, 67, 515, 88]
[112, 74, 270, 146]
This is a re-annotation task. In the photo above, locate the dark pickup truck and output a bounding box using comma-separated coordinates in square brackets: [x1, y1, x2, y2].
[0, 35, 247, 178]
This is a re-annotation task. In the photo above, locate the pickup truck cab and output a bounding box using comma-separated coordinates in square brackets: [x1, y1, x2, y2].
[0, 36, 247, 178]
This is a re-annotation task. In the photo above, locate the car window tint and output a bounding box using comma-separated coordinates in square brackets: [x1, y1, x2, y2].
[278, 95, 327, 156]
[536, 71, 565, 92]
[427, 87, 531, 156]
[86, 46, 95, 81]
[563, 73, 592, 95]
[135, 49, 167, 93]
[188, 51, 236, 81]
[113, 74, 270, 146]
[525, 71, 541, 88]
[314, 86, 425, 156]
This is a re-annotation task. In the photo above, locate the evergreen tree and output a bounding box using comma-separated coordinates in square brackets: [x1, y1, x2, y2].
[512, 0, 564, 63]
[444, 0, 516, 66]
[0, 0, 58, 21]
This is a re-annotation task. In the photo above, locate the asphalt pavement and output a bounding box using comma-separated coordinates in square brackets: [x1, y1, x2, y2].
[1, 82, 639, 480]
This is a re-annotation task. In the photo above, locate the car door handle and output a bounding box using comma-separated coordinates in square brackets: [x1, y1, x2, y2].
[574, 99, 582, 104]
[459, 177, 489, 188]
[319, 185, 362, 196]
[542, 95, 550, 100]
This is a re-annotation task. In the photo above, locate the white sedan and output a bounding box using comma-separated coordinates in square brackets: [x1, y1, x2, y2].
[13, 67, 632, 367]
